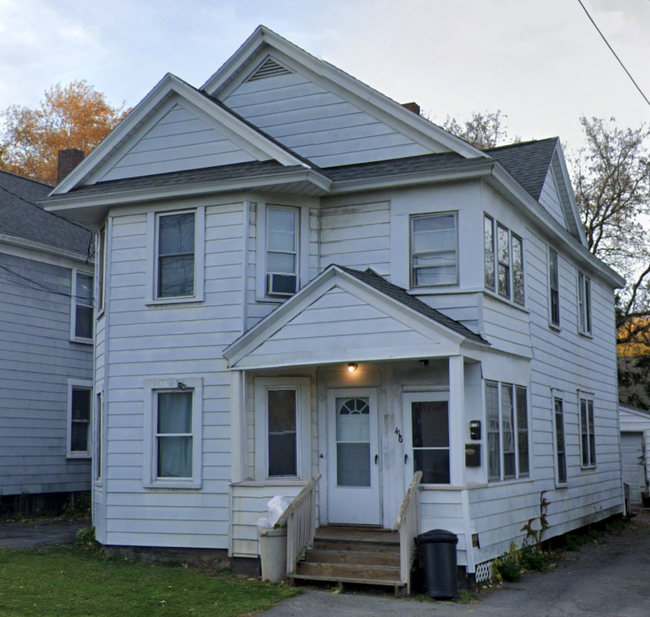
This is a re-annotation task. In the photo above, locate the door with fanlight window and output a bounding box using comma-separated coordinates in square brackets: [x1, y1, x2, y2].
[403, 391, 450, 487]
[327, 389, 381, 525]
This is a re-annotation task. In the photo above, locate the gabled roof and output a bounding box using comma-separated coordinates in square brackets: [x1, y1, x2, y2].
[0, 170, 92, 259]
[203, 25, 488, 161]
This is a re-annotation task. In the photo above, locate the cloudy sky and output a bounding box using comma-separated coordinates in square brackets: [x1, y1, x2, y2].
[0, 0, 649, 151]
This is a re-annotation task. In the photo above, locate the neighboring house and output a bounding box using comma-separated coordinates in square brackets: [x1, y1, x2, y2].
[619, 405, 650, 504]
[0, 168, 94, 512]
[45, 26, 625, 587]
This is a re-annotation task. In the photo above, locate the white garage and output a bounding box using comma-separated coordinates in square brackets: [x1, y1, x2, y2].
[619, 406, 650, 504]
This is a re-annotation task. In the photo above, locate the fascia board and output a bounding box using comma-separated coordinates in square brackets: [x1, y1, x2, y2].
[44, 169, 331, 212]
[490, 164, 625, 288]
[206, 27, 487, 160]
[551, 143, 588, 246]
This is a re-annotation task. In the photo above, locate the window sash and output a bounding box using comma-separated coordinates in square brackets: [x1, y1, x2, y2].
[580, 398, 596, 467]
[70, 387, 91, 454]
[549, 248, 560, 325]
[497, 224, 510, 299]
[554, 398, 567, 484]
[578, 272, 592, 334]
[411, 213, 458, 287]
[74, 272, 94, 340]
[155, 391, 193, 479]
[156, 212, 195, 299]
[267, 207, 298, 276]
[267, 388, 298, 478]
[95, 392, 102, 482]
[512, 234, 524, 305]
[516, 386, 529, 477]
[486, 381, 501, 481]
[484, 215, 495, 291]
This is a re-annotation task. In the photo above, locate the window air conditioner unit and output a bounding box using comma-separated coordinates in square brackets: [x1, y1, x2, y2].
[268, 273, 297, 296]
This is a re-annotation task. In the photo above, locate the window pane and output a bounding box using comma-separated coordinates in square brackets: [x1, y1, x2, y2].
[267, 252, 296, 274]
[486, 382, 500, 480]
[516, 386, 529, 477]
[337, 443, 370, 487]
[159, 213, 195, 255]
[71, 422, 89, 452]
[512, 235, 524, 305]
[77, 273, 93, 304]
[414, 449, 450, 484]
[158, 392, 192, 434]
[71, 389, 91, 421]
[158, 436, 192, 477]
[484, 216, 495, 290]
[159, 255, 195, 297]
[268, 209, 297, 252]
[75, 304, 93, 339]
[411, 401, 449, 448]
[413, 262, 457, 286]
[268, 390, 297, 477]
[96, 393, 102, 481]
[498, 263, 510, 298]
[337, 398, 370, 442]
[501, 385, 515, 479]
[497, 225, 509, 265]
[412, 215, 455, 252]
[585, 278, 591, 333]
[555, 398, 567, 483]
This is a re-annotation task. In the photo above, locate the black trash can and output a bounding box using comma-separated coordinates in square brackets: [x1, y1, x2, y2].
[418, 529, 458, 599]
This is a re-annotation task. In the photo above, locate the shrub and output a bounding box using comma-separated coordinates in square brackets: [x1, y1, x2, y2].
[520, 545, 549, 571]
[493, 553, 521, 582]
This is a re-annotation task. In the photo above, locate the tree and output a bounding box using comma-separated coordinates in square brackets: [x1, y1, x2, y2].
[440, 110, 516, 149]
[0, 80, 129, 186]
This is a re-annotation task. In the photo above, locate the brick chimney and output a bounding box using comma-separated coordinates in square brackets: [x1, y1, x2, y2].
[401, 102, 421, 116]
[57, 148, 85, 184]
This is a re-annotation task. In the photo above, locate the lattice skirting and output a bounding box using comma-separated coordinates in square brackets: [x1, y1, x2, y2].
[474, 560, 493, 583]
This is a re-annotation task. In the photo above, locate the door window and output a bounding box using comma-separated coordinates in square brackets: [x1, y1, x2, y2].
[335, 397, 370, 487]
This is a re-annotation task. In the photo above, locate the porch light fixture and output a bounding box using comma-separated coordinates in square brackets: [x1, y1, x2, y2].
[347, 363, 358, 373]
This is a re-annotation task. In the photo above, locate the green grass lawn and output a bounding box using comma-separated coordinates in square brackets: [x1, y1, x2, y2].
[0, 546, 300, 617]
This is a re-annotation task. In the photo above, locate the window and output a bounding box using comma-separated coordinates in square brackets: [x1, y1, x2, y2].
[97, 225, 106, 314]
[483, 215, 524, 305]
[578, 272, 592, 335]
[143, 378, 203, 488]
[95, 391, 103, 482]
[486, 381, 529, 481]
[71, 270, 93, 341]
[254, 377, 311, 480]
[411, 212, 457, 287]
[408, 395, 450, 484]
[549, 248, 560, 326]
[554, 397, 567, 484]
[157, 212, 195, 298]
[266, 206, 298, 296]
[580, 396, 596, 467]
[67, 380, 92, 458]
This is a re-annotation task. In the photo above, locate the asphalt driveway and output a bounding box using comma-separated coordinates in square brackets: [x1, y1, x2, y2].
[262, 509, 650, 617]
[0, 520, 85, 549]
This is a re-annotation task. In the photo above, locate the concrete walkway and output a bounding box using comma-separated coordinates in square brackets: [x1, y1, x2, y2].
[262, 509, 650, 617]
[0, 520, 86, 550]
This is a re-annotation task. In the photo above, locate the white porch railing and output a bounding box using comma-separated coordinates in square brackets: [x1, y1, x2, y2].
[392, 470, 422, 594]
[274, 473, 322, 576]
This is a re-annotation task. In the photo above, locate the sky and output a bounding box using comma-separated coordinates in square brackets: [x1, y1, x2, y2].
[0, 0, 649, 153]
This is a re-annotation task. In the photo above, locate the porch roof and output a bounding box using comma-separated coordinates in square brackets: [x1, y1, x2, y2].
[224, 266, 489, 370]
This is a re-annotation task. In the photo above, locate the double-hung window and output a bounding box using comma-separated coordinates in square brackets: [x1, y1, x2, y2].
[411, 212, 457, 287]
[553, 396, 567, 484]
[577, 272, 592, 335]
[266, 206, 298, 296]
[486, 381, 529, 481]
[67, 379, 92, 458]
[484, 215, 524, 305]
[143, 378, 203, 488]
[157, 212, 195, 299]
[71, 270, 94, 341]
[579, 396, 596, 467]
[549, 248, 560, 326]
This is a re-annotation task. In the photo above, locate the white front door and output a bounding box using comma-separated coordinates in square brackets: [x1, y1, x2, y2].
[327, 388, 381, 525]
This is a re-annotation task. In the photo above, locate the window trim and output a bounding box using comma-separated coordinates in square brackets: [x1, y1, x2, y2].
[402, 390, 451, 487]
[145, 207, 205, 305]
[67, 379, 93, 459]
[486, 380, 530, 482]
[96, 224, 107, 318]
[579, 393, 597, 468]
[410, 211, 458, 289]
[70, 268, 94, 344]
[143, 377, 203, 489]
[255, 203, 309, 302]
[549, 247, 560, 327]
[254, 377, 311, 481]
[552, 393, 568, 487]
[94, 383, 105, 485]
[483, 214, 525, 306]
[577, 271, 592, 336]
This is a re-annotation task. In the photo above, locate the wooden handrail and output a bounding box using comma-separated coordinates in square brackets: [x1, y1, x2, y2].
[274, 473, 321, 528]
[392, 471, 422, 594]
[393, 470, 422, 531]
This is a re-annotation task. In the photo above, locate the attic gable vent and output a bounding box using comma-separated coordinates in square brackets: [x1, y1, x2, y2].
[246, 57, 292, 82]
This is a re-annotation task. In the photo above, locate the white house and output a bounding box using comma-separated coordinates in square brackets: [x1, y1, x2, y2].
[45, 26, 625, 589]
[0, 168, 94, 513]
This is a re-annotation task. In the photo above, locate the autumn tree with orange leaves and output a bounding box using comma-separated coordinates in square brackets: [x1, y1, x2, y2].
[0, 80, 129, 186]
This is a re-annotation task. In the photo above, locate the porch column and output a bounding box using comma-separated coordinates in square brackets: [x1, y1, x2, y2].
[230, 370, 246, 483]
[448, 355, 465, 486]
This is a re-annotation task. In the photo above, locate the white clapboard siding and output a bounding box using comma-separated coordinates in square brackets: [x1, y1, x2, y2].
[0, 252, 92, 496]
[224, 71, 431, 167]
[538, 166, 567, 229]
[102, 104, 258, 182]
[419, 490, 468, 566]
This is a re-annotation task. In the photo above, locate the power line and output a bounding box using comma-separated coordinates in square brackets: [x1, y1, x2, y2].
[576, 0, 650, 108]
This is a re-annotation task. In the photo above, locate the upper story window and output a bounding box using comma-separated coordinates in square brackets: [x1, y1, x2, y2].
[486, 381, 529, 482]
[157, 212, 195, 298]
[410, 212, 457, 287]
[579, 396, 596, 467]
[484, 215, 524, 305]
[577, 271, 592, 335]
[71, 270, 93, 342]
[549, 248, 560, 326]
[267, 206, 298, 296]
